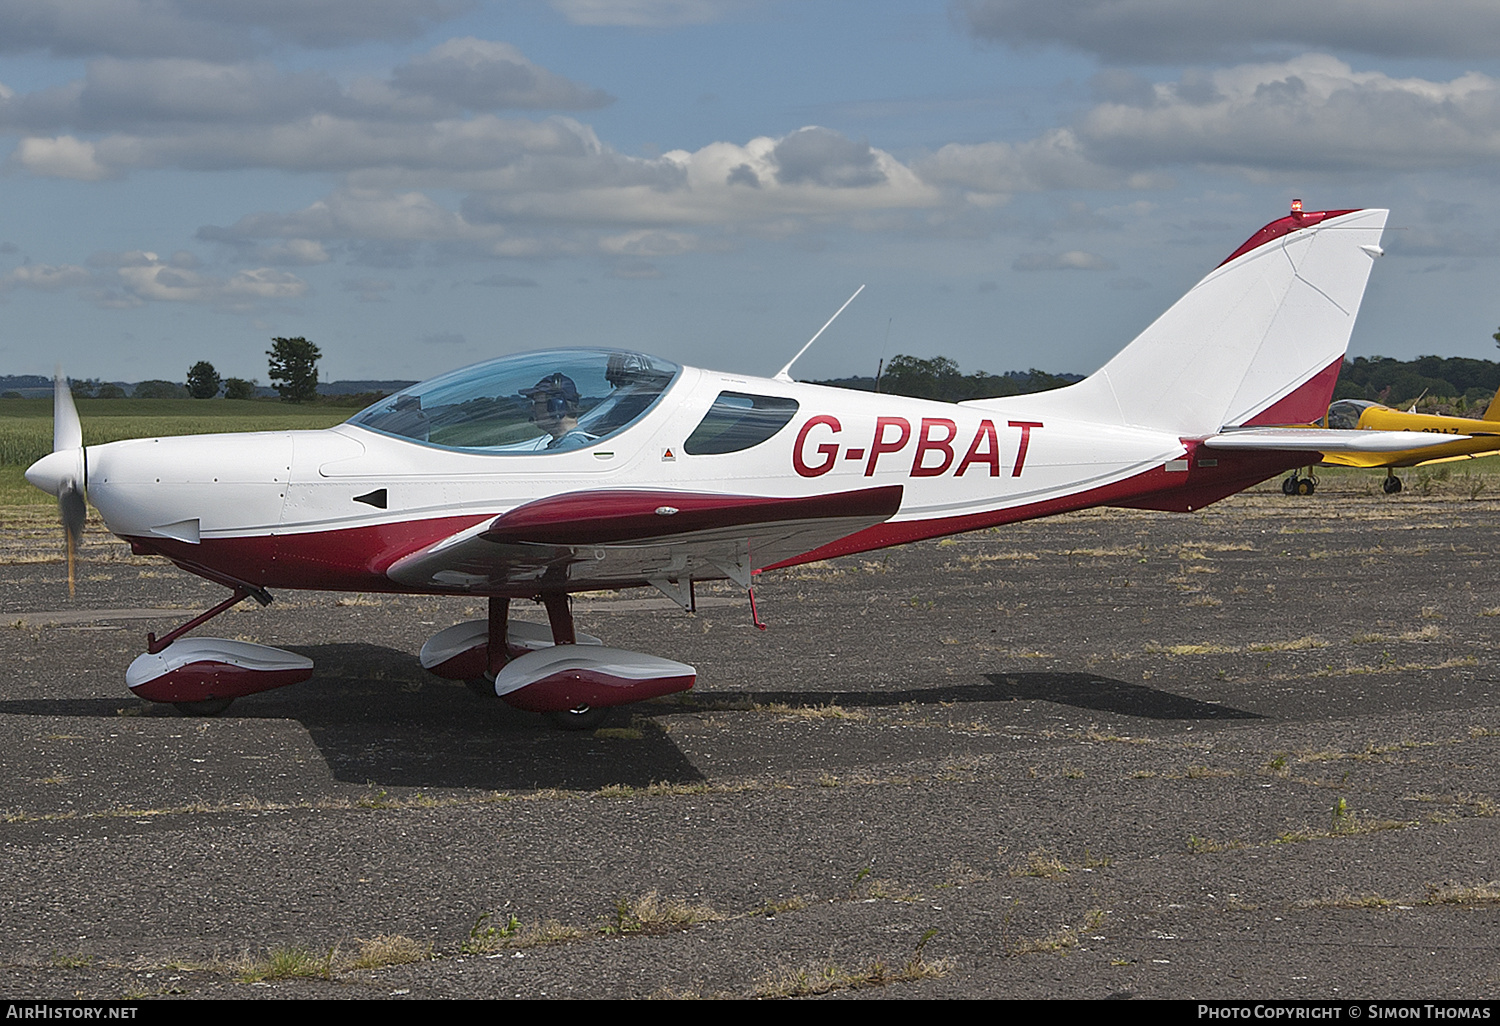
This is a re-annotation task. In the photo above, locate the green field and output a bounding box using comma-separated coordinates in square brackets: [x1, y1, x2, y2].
[0, 398, 348, 505]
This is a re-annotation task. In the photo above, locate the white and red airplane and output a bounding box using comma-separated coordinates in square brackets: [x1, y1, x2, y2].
[25, 204, 1454, 728]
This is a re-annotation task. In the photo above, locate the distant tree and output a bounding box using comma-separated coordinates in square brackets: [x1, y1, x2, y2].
[95, 382, 127, 399]
[2, 390, 22, 399]
[68, 378, 101, 399]
[186, 361, 222, 399]
[223, 377, 258, 401]
[267, 337, 321, 403]
[133, 379, 188, 399]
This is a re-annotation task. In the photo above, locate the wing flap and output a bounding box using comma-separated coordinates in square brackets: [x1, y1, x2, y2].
[386, 485, 904, 592]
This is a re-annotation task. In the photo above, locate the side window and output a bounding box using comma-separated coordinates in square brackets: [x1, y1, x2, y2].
[685, 392, 800, 455]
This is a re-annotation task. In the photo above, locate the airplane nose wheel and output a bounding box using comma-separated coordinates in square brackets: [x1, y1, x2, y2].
[1383, 474, 1403, 494]
[173, 697, 235, 716]
[547, 704, 613, 731]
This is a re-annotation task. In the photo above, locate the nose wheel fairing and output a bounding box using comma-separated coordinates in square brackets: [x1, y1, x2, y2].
[492, 646, 696, 712]
[126, 638, 313, 704]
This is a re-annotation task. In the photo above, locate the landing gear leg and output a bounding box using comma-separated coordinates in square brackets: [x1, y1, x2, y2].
[1383, 470, 1404, 494]
[539, 592, 613, 731]
[465, 596, 510, 698]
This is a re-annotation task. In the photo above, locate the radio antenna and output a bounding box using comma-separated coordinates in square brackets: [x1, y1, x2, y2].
[774, 284, 864, 383]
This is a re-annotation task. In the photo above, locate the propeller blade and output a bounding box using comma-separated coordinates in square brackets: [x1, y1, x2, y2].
[53, 368, 82, 452]
[60, 481, 86, 598]
[25, 371, 89, 598]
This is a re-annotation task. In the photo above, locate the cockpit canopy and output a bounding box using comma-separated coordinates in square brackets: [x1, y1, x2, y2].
[348, 349, 680, 453]
[1326, 398, 1379, 430]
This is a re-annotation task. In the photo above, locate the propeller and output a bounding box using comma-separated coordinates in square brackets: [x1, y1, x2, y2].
[24, 371, 87, 596]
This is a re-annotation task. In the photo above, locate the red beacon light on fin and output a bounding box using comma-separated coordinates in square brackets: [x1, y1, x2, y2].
[1290, 198, 1304, 215]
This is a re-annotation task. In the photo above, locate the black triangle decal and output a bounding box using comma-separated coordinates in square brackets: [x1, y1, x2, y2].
[354, 488, 388, 509]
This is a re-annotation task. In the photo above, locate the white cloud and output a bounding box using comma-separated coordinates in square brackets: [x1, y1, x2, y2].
[956, 0, 1500, 62]
[1012, 250, 1116, 271]
[198, 126, 942, 260]
[1073, 55, 1500, 174]
[390, 38, 612, 111]
[11, 135, 112, 179]
[597, 229, 701, 256]
[0, 263, 92, 291]
[548, 0, 753, 27]
[917, 129, 1128, 196]
[0, 0, 470, 59]
[4, 249, 307, 309]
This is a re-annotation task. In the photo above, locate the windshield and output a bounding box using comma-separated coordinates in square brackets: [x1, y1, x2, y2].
[1326, 399, 1377, 430]
[348, 349, 680, 453]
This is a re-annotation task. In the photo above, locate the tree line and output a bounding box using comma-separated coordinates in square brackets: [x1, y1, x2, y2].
[823, 348, 1500, 410]
[56, 337, 323, 403]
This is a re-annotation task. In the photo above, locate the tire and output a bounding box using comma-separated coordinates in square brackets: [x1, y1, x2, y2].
[1282, 476, 1298, 495]
[173, 697, 234, 716]
[1297, 479, 1314, 496]
[1383, 476, 1403, 495]
[547, 704, 613, 731]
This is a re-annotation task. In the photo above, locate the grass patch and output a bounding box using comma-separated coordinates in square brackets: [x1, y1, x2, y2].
[604, 891, 726, 935]
[237, 945, 335, 983]
[1007, 848, 1112, 878]
[755, 931, 949, 998]
[1247, 635, 1327, 652]
[1296, 892, 1394, 910]
[1007, 911, 1106, 957]
[1425, 882, 1500, 906]
[755, 702, 867, 721]
[1275, 798, 1416, 843]
[350, 934, 431, 969]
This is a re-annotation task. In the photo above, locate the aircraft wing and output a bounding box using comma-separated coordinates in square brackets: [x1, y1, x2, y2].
[385, 485, 904, 593]
[1202, 428, 1470, 452]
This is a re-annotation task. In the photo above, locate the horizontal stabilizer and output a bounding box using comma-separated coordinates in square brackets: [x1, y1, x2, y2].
[1203, 428, 1469, 453]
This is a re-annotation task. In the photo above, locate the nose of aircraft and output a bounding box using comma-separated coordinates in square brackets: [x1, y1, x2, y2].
[25, 447, 85, 498]
[82, 432, 295, 541]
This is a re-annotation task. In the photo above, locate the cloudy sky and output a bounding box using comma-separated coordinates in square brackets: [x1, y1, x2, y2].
[4, 0, 1500, 386]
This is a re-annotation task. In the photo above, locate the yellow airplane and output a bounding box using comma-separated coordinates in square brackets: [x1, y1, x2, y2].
[1282, 391, 1500, 494]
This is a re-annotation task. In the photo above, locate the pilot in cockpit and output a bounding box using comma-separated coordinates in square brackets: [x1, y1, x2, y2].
[521, 372, 599, 451]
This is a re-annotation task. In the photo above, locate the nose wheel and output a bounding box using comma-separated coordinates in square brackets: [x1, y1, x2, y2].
[1383, 472, 1403, 494]
[547, 704, 614, 731]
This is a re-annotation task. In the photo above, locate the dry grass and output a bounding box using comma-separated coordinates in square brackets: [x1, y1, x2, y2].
[755, 702, 867, 721]
[606, 890, 726, 935]
[1007, 911, 1106, 957]
[1007, 848, 1113, 878]
[1424, 882, 1500, 906]
[350, 934, 431, 969]
[755, 931, 950, 998]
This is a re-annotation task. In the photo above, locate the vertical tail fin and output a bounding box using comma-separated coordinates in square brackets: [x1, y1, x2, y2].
[985, 208, 1388, 437]
[1482, 387, 1500, 422]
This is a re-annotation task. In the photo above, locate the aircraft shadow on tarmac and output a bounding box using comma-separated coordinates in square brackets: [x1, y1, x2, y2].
[0, 650, 1261, 792]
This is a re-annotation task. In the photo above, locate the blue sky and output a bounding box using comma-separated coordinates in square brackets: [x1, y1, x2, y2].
[4, 0, 1500, 386]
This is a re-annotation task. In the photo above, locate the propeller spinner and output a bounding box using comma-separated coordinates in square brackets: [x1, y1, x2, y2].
[24, 373, 87, 596]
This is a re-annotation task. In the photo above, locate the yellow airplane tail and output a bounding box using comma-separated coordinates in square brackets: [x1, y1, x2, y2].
[1482, 388, 1500, 421]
